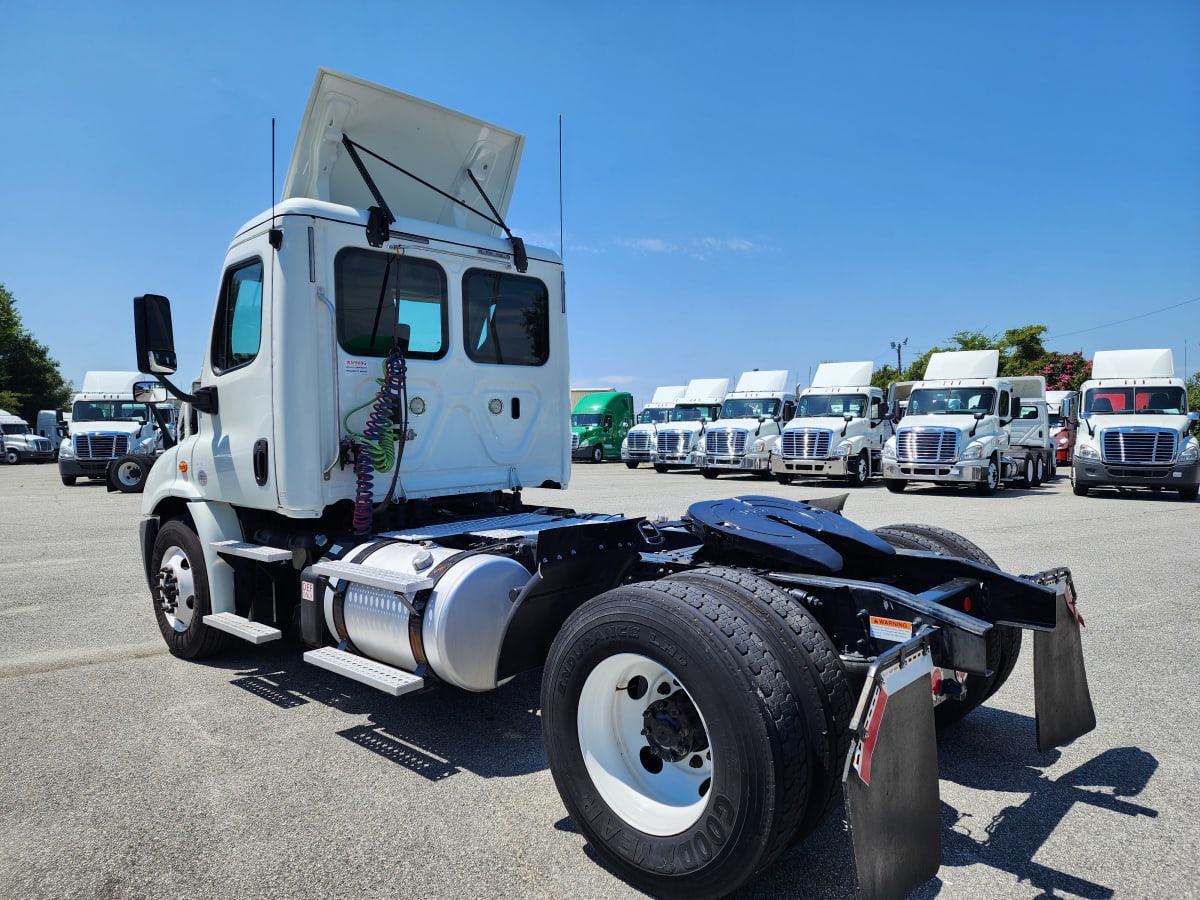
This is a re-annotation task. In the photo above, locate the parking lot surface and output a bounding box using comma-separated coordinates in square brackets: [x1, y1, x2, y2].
[1, 462, 1196, 898]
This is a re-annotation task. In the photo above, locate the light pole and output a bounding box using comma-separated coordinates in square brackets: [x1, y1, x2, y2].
[890, 338, 908, 374]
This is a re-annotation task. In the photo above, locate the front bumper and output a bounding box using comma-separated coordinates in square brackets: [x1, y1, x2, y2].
[59, 458, 112, 477]
[572, 445, 604, 460]
[771, 455, 850, 478]
[1072, 458, 1200, 490]
[621, 448, 653, 463]
[883, 460, 986, 484]
[703, 453, 770, 472]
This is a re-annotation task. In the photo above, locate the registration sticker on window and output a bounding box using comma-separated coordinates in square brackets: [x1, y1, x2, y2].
[869, 616, 914, 643]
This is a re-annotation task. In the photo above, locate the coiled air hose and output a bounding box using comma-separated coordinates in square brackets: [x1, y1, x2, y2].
[344, 350, 408, 535]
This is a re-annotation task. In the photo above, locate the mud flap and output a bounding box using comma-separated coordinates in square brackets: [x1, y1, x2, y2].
[1033, 578, 1096, 752]
[844, 632, 941, 900]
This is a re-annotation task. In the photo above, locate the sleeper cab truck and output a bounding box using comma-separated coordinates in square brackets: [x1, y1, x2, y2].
[770, 361, 891, 487]
[650, 377, 729, 471]
[621, 384, 686, 468]
[698, 370, 795, 479]
[570, 390, 634, 463]
[1071, 349, 1199, 500]
[881, 349, 1053, 494]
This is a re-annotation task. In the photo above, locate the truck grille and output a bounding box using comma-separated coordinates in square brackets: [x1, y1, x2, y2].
[657, 431, 690, 456]
[33, 438, 51, 452]
[896, 428, 958, 463]
[74, 433, 130, 461]
[626, 431, 652, 452]
[1101, 429, 1177, 464]
[705, 429, 747, 456]
[570, 433, 579, 451]
[780, 428, 831, 459]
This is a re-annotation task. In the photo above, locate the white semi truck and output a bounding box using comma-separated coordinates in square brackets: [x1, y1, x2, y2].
[770, 361, 892, 487]
[621, 384, 686, 468]
[128, 70, 1095, 899]
[882, 350, 1055, 495]
[0, 409, 56, 465]
[1071, 349, 1199, 500]
[698, 370, 795, 479]
[649, 377, 728, 472]
[58, 371, 163, 485]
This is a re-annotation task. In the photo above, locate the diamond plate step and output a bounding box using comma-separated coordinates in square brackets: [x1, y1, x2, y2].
[212, 540, 293, 563]
[310, 559, 434, 595]
[303, 647, 425, 696]
[203, 612, 282, 643]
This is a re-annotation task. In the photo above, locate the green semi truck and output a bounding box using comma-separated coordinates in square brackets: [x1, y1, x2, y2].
[570, 391, 634, 462]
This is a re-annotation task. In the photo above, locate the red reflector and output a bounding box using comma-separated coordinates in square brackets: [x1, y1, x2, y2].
[963, 596, 972, 612]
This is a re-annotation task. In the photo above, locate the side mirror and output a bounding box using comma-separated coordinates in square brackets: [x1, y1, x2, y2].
[134, 294, 178, 375]
[1079, 411, 1092, 421]
[843, 412, 854, 422]
[1189, 412, 1199, 422]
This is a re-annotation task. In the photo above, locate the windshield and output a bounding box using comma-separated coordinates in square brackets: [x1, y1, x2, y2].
[71, 400, 150, 423]
[721, 398, 780, 419]
[571, 414, 602, 427]
[671, 404, 719, 422]
[2, 423, 31, 436]
[906, 388, 995, 416]
[796, 393, 867, 418]
[1084, 386, 1187, 415]
[637, 408, 671, 424]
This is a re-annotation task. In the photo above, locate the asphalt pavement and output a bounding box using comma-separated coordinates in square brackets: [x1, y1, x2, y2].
[1, 461, 1196, 899]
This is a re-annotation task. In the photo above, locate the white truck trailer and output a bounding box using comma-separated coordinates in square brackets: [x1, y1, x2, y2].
[128, 69, 1096, 899]
[698, 370, 795, 478]
[882, 350, 1054, 495]
[649, 377, 728, 472]
[57, 371, 163, 485]
[1071, 349, 1199, 500]
[770, 361, 892, 487]
[621, 384, 686, 468]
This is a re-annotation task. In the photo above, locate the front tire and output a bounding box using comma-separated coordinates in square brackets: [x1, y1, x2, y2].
[1071, 466, 1089, 496]
[110, 454, 153, 493]
[976, 454, 1000, 495]
[625, 461, 639, 469]
[542, 582, 811, 899]
[846, 450, 869, 487]
[654, 463, 669, 474]
[591, 445, 604, 463]
[150, 519, 229, 659]
[1181, 484, 1199, 501]
[701, 468, 719, 479]
[60, 475, 77, 486]
[884, 478, 906, 493]
[775, 473, 794, 485]
[4, 448, 20, 465]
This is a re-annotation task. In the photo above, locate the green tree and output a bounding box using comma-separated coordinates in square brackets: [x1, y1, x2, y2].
[0, 283, 73, 423]
[999, 325, 1049, 376]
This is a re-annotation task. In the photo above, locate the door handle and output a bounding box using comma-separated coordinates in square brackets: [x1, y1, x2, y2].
[253, 439, 269, 486]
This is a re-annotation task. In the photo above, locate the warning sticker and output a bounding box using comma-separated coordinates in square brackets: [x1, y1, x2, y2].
[869, 616, 913, 643]
[301, 581, 314, 602]
[344, 358, 370, 376]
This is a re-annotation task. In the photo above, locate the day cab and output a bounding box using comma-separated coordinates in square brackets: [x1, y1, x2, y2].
[620, 384, 686, 468]
[699, 369, 795, 478]
[570, 390, 634, 462]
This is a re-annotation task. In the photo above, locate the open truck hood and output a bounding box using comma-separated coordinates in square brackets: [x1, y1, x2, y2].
[283, 69, 524, 237]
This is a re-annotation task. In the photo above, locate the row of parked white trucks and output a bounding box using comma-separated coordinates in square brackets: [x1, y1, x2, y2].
[123, 69, 1100, 900]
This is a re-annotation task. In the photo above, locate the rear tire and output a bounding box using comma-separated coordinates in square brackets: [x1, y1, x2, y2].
[664, 568, 852, 840]
[542, 582, 812, 899]
[150, 519, 229, 659]
[872, 524, 1021, 727]
[1033, 455, 1045, 486]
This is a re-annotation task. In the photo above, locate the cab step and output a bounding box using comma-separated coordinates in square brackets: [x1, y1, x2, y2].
[309, 559, 434, 595]
[303, 647, 425, 696]
[212, 540, 293, 563]
[203, 611, 283, 643]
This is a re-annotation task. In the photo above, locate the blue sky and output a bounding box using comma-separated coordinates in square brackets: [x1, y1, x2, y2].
[2, 2, 1198, 409]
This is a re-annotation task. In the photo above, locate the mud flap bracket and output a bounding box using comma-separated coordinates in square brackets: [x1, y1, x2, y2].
[844, 629, 941, 900]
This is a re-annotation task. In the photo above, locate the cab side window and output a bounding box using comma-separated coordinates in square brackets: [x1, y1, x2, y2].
[998, 391, 1011, 419]
[211, 258, 264, 374]
[463, 269, 549, 366]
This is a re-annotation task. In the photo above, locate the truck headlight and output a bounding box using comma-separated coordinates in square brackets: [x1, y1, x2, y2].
[1076, 444, 1100, 460]
[578, 438, 589, 448]
[1180, 439, 1198, 462]
[833, 440, 853, 457]
[59, 439, 74, 460]
[960, 442, 985, 460]
[882, 440, 896, 460]
[751, 438, 766, 454]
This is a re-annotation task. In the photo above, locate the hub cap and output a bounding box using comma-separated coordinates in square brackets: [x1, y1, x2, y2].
[156, 546, 196, 632]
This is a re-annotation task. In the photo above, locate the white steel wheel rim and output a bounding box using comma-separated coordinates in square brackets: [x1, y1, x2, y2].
[116, 460, 142, 486]
[988, 460, 999, 488]
[577, 652, 713, 836]
[159, 545, 196, 632]
[856, 453, 868, 481]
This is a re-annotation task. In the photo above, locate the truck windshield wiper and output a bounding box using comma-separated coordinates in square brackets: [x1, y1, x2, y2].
[341, 135, 528, 272]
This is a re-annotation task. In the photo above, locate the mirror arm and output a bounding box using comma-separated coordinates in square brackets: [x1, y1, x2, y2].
[156, 374, 219, 416]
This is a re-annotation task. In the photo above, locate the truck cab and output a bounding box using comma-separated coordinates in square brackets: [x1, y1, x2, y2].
[699, 370, 795, 478]
[1, 410, 55, 465]
[881, 350, 1052, 494]
[650, 377, 728, 471]
[57, 372, 162, 484]
[1046, 390, 1080, 466]
[770, 361, 890, 487]
[1071, 349, 1199, 499]
[570, 391, 634, 463]
[621, 384, 685, 468]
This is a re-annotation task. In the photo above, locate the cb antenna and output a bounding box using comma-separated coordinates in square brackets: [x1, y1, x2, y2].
[558, 113, 564, 260]
[269, 117, 282, 250]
